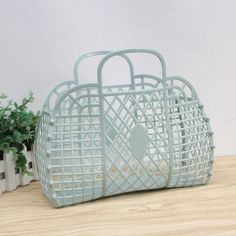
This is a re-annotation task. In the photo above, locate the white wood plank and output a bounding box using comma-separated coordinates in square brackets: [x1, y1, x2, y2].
[0, 160, 4, 173]
[4, 152, 17, 191]
[19, 174, 32, 186]
[19, 147, 32, 186]
[15, 173, 20, 187]
[27, 149, 34, 182]
[0, 160, 6, 194]
[0, 179, 6, 194]
[31, 145, 39, 180]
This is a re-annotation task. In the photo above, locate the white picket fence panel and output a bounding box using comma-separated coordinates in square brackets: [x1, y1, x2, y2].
[0, 145, 38, 195]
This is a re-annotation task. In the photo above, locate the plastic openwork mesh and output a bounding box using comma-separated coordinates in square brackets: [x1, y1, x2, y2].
[35, 49, 214, 207]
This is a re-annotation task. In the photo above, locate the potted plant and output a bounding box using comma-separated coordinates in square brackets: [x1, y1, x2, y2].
[0, 92, 40, 194]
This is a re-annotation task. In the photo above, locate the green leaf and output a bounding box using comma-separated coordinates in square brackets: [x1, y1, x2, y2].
[0, 136, 13, 144]
[0, 142, 10, 151]
[13, 130, 23, 143]
[0, 91, 40, 175]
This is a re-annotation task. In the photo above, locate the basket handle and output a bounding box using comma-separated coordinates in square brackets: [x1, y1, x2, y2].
[73, 51, 112, 84]
[97, 49, 167, 88]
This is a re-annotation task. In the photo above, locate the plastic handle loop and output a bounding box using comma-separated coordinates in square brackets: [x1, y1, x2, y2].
[97, 49, 167, 88]
[73, 51, 112, 84]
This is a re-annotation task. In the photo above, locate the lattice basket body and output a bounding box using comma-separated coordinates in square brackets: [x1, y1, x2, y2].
[35, 49, 214, 207]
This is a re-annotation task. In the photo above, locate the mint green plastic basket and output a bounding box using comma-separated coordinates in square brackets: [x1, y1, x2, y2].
[35, 49, 214, 207]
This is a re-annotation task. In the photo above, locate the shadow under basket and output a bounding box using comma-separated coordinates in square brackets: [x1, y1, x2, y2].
[35, 49, 214, 207]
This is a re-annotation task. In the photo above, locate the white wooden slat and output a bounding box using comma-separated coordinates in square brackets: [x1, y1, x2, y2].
[27, 149, 35, 182]
[19, 147, 33, 186]
[0, 160, 4, 173]
[19, 174, 32, 186]
[0, 160, 6, 194]
[0, 179, 6, 194]
[15, 173, 20, 187]
[4, 152, 17, 191]
[31, 145, 39, 180]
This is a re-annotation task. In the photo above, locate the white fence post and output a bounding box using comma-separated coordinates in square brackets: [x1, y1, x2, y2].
[19, 146, 34, 186]
[0, 144, 38, 195]
[31, 145, 39, 180]
[0, 157, 6, 194]
[4, 152, 17, 192]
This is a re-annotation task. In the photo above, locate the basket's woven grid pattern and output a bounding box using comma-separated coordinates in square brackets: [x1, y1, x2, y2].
[35, 50, 214, 207]
[46, 85, 104, 205]
[35, 112, 51, 198]
[166, 78, 213, 187]
[44, 81, 76, 112]
[103, 88, 169, 196]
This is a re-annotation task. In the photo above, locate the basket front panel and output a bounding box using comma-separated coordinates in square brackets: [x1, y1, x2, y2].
[102, 88, 170, 196]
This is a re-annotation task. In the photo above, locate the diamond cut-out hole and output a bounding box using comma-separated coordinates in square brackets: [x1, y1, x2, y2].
[129, 124, 149, 161]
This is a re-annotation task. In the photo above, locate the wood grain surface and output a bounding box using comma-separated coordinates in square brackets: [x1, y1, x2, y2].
[0, 156, 236, 236]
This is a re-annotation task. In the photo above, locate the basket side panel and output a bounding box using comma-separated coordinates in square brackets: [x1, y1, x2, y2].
[166, 77, 214, 187]
[48, 85, 103, 206]
[35, 112, 52, 201]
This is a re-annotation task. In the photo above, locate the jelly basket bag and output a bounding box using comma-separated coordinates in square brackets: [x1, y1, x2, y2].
[35, 49, 214, 207]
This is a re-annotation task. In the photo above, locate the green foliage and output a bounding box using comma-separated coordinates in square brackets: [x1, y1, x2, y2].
[0, 92, 40, 174]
